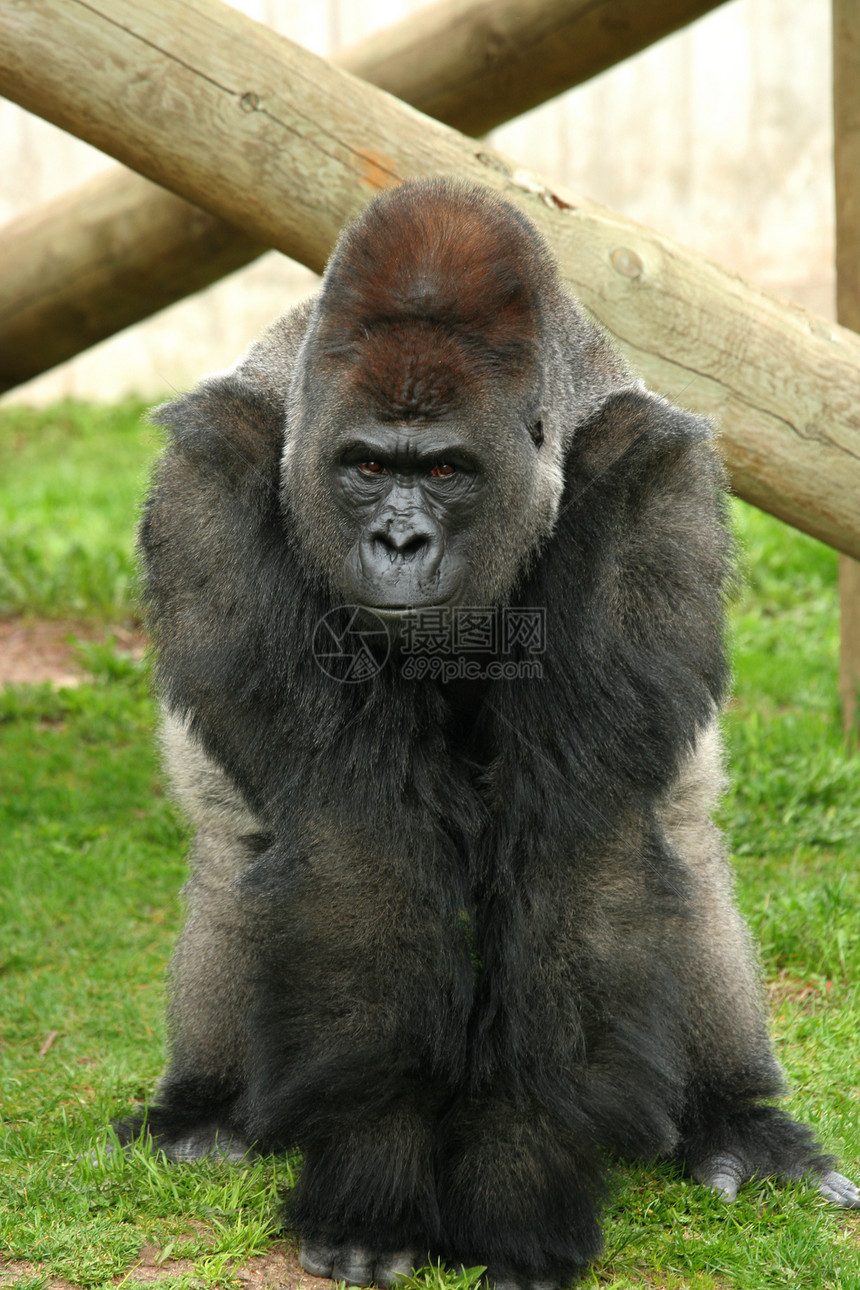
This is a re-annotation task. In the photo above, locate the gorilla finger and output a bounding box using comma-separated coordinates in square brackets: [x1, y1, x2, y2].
[816, 1170, 860, 1208]
[709, 1175, 739, 1202]
[693, 1153, 746, 1202]
[160, 1128, 254, 1162]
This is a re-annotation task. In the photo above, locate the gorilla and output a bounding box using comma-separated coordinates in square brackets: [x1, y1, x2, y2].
[121, 178, 858, 1287]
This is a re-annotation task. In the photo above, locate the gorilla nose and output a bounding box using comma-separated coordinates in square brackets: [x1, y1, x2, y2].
[372, 519, 436, 562]
[357, 515, 446, 600]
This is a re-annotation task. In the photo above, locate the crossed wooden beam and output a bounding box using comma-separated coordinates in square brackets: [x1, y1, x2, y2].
[1, 0, 859, 565]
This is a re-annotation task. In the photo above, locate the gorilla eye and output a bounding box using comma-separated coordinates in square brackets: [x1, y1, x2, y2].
[358, 461, 387, 475]
[429, 463, 456, 478]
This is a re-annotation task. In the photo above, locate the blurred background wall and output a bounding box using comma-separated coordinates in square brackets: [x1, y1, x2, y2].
[0, 0, 835, 404]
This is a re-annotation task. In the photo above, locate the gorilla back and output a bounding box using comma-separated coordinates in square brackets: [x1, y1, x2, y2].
[126, 178, 858, 1286]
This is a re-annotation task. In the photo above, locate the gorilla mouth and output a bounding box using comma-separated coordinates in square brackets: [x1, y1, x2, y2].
[364, 601, 450, 618]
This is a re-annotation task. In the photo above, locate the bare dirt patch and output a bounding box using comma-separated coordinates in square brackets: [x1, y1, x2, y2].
[767, 967, 832, 1009]
[0, 1242, 335, 1289]
[0, 618, 146, 687]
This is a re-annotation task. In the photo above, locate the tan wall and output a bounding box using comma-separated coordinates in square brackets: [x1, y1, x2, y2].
[0, 0, 835, 403]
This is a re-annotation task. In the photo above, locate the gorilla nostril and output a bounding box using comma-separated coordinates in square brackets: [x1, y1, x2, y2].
[376, 529, 430, 559]
[396, 534, 428, 558]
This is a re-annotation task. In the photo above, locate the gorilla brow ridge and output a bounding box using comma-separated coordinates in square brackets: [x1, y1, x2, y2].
[348, 319, 518, 421]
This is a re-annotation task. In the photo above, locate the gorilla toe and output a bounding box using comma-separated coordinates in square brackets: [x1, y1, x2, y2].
[299, 1240, 416, 1286]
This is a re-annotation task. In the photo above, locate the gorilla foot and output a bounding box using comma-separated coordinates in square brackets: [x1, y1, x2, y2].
[445, 1259, 566, 1290]
[481, 1274, 561, 1290]
[695, 1153, 860, 1207]
[491, 1281, 559, 1290]
[299, 1240, 415, 1286]
[298, 1248, 563, 1290]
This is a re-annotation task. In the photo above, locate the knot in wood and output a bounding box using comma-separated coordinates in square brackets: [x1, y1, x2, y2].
[611, 247, 643, 280]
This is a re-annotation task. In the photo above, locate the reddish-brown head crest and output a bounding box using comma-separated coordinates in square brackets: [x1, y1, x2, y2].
[312, 179, 555, 420]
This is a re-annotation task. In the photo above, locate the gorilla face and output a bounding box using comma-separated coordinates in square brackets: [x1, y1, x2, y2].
[333, 420, 486, 613]
[287, 382, 551, 614]
[323, 381, 553, 615]
[281, 181, 563, 612]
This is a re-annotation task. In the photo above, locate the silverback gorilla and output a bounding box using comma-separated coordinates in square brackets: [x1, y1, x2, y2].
[121, 178, 858, 1286]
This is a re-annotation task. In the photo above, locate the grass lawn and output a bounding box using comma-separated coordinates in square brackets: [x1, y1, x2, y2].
[0, 401, 858, 1289]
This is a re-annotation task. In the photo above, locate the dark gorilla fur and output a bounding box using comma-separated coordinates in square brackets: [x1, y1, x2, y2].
[121, 179, 857, 1286]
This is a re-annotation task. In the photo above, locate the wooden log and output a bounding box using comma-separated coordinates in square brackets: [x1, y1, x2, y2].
[833, 0, 860, 741]
[1, 0, 859, 563]
[838, 558, 860, 744]
[345, 0, 730, 137]
[0, 0, 728, 394]
[0, 171, 264, 393]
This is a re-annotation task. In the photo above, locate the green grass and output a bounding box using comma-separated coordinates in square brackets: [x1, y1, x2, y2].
[1, 402, 858, 1289]
[0, 399, 157, 619]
